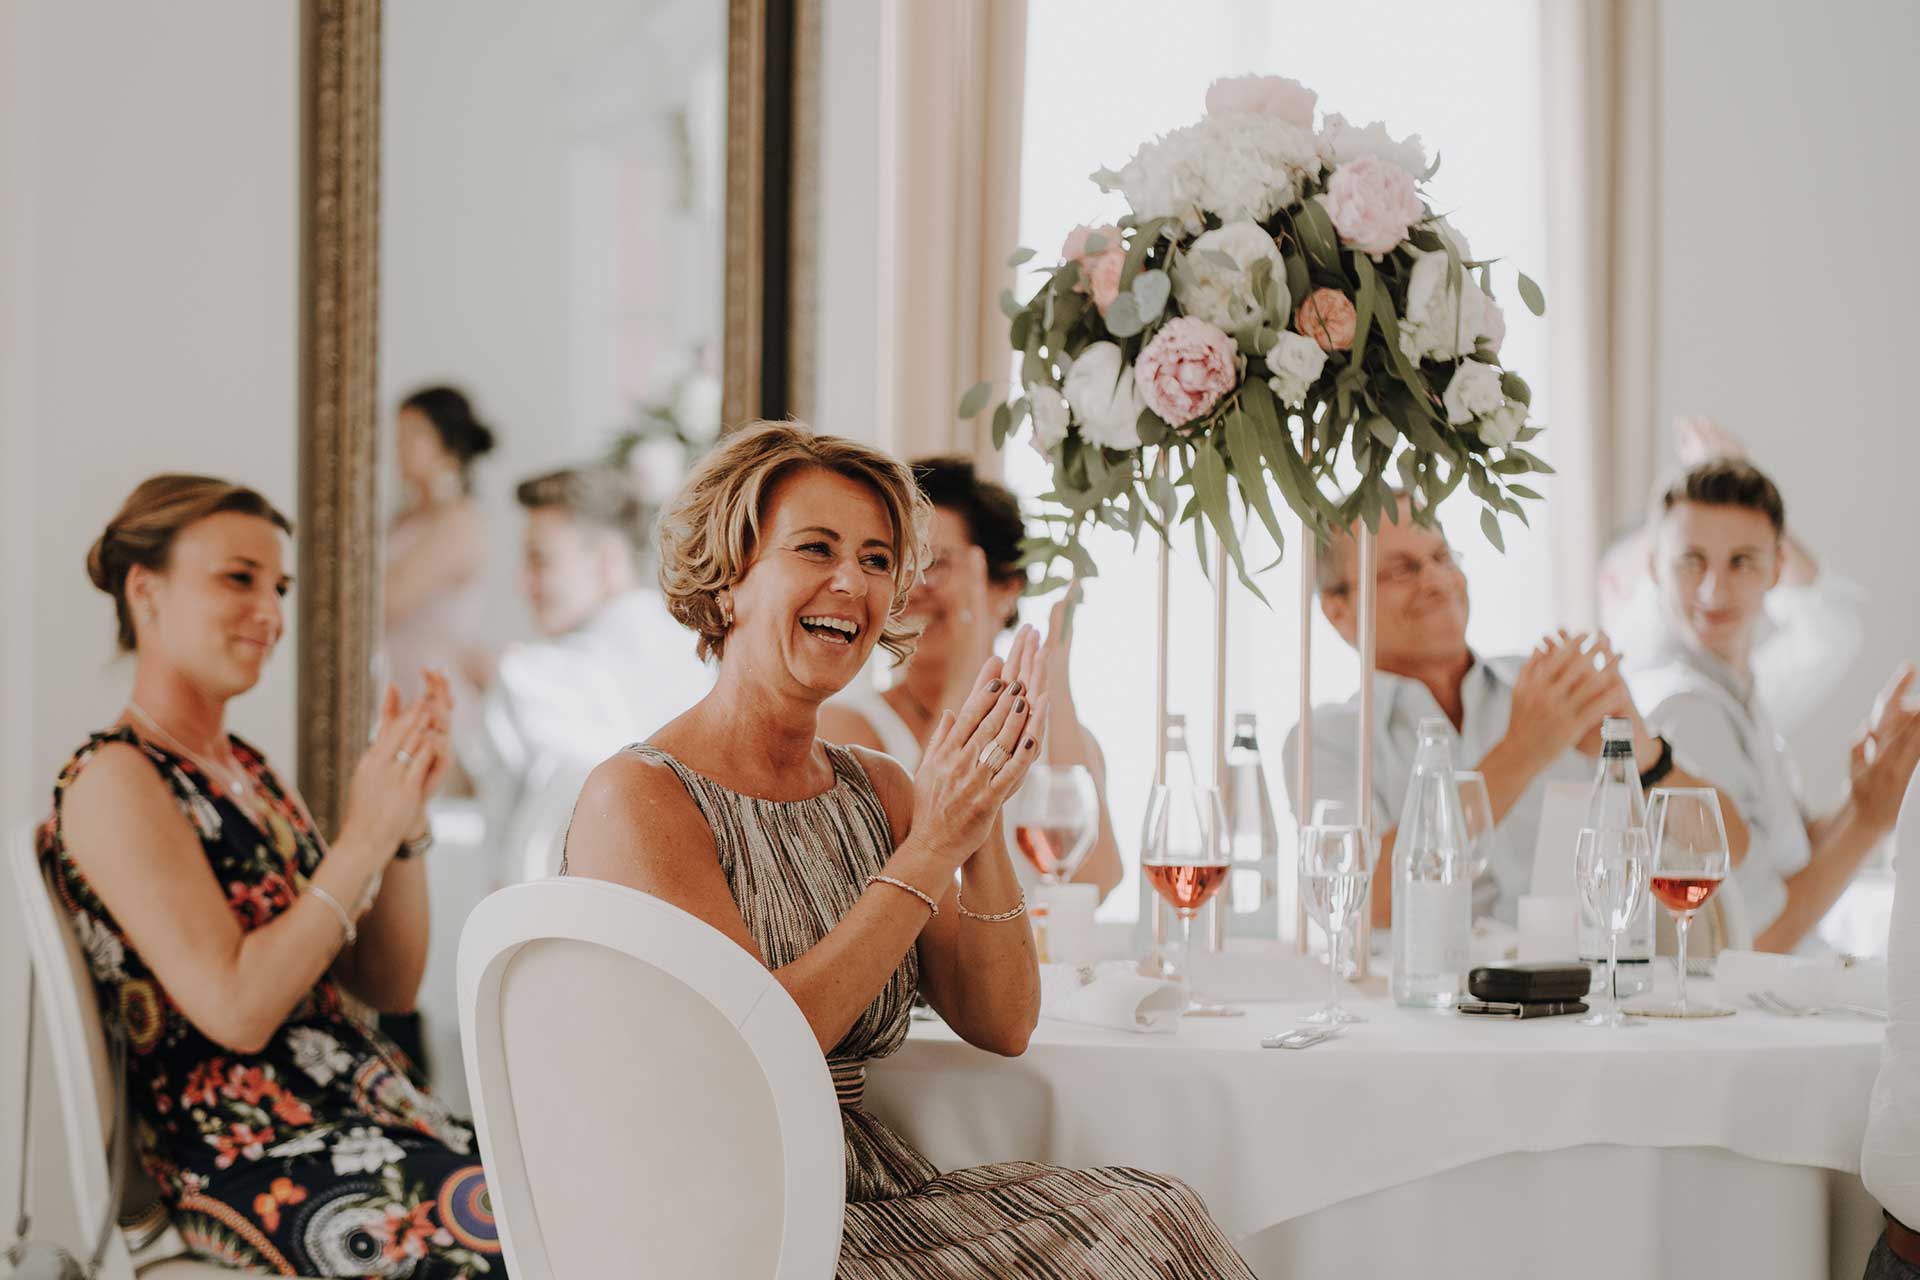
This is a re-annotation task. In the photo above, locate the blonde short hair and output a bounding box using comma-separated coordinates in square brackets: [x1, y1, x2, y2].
[656, 420, 930, 663]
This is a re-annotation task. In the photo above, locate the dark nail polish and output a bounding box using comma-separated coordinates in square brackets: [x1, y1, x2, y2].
[1011, 681, 1026, 697]
[1014, 697, 1026, 713]
[987, 678, 1004, 693]
[1024, 738, 1037, 751]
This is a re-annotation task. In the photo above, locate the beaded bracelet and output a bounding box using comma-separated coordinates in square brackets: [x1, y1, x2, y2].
[868, 874, 938, 918]
[956, 890, 1027, 923]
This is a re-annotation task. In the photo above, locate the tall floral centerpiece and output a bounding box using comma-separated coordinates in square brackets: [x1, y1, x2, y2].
[960, 74, 1550, 590]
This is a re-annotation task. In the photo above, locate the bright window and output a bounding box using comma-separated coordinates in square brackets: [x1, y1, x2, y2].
[1012, 0, 1551, 920]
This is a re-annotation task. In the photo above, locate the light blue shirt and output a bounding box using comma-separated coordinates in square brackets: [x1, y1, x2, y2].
[1629, 643, 1811, 948]
[1283, 655, 1594, 925]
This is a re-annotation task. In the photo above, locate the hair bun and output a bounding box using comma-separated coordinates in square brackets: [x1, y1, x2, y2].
[85, 526, 120, 595]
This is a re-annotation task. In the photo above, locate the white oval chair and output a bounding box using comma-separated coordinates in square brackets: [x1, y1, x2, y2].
[8, 823, 325, 1278]
[457, 877, 845, 1280]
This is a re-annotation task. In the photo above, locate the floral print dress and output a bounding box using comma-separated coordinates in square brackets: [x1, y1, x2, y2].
[41, 727, 506, 1278]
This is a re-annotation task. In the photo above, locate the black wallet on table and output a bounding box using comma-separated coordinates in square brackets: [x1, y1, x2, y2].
[1467, 962, 1592, 1003]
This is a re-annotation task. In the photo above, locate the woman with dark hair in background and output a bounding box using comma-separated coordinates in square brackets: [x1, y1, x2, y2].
[385, 385, 496, 703]
[820, 457, 1123, 902]
[43, 474, 504, 1277]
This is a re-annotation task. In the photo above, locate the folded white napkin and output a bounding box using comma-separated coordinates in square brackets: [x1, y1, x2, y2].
[1039, 961, 1187, 1034]
[1713, 949, 1889, 1013]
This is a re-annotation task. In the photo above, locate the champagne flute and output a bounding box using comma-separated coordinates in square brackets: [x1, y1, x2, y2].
[1297, 823, 1377, 1025]
[1142, 783, 1239, 1016]
[1644, 787, 1733, 1017]
[1004, 765, 1099, 886]
[1574, 827, 1650, 1029]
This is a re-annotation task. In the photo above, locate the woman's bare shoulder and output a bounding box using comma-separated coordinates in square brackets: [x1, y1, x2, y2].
[843, 743, 913, 845]
[564, 748, 715, 884]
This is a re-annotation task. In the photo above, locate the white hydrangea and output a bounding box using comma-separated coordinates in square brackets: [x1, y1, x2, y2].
[1100, 130, 1207, 237]
[1026, 383, 1070, 451]
[1442, 360, 1505, 426]
[1318, 113, 1428, 177]
[1398, 249, 1487, 363]
[1102, 113, 1322, 236]
[1172, 221, 1285, 335]
[1191, 113, 1323, 224]
[1062, 343, 1146, 450]
[1265, 330, 1329, 408]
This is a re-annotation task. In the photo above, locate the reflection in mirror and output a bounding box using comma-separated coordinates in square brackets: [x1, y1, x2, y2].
[378, 0, 727, 1098]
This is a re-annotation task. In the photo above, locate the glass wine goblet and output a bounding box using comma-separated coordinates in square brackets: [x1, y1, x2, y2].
[1003, 765, 1099, 887]
[1644, 787, 1734, 1017]
[1142, 783, 1239, 1017]
[1297, 823, 1377, 1026]
[1575, 826, 1651, 1029]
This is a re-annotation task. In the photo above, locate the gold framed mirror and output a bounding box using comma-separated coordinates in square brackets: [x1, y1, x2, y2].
[297, 0, 817, 832]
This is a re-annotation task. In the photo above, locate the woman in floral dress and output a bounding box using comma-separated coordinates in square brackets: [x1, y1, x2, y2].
[41, 474, 506, 1277]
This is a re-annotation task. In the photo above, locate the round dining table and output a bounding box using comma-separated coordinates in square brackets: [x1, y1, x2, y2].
[866, 967, 1886, 1280]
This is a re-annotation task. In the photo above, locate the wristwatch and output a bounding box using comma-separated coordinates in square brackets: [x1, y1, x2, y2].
[1638, 736, 1675, 790]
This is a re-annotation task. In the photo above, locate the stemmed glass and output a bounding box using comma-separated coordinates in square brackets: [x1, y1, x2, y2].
[1454, 771, 1495, 886]
[1574, 827, 1651, 1028]
[1297, 823, 1377, 1025]
[1642, 787, 1733, 1017]
[1142, 783, 1240, 1017]
[1004, 765, 1099, 887]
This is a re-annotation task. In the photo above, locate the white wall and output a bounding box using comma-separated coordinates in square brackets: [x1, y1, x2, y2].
[0, 0, 299, 1244]
[1655, 0, 1920, 802]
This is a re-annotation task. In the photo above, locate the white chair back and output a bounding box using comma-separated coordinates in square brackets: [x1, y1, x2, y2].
[457, 877, 845, 1280]
[10, 822, 135, 1277]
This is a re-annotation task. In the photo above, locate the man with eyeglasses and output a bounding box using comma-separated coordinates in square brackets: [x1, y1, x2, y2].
[1627, 460, 1920, 953]
[1284, 492, 1747, 929]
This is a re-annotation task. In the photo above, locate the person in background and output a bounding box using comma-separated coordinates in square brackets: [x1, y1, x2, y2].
[1285, 492, 1748, 928]
[482, 465, 711, 878]
[43, 474, 503, 1277]
[563, 421, 1255, 1278]
[818, 457, 1123, 902]
[385, 384, 495, 703]
[1600, 415, 1866, 735]
[1627, 460, 1920, 953]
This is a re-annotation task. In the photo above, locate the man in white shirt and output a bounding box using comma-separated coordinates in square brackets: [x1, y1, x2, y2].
[484, 466, 712, 877]
[1284, 494, 1747, 927]
[1862, 769, 1920, 1275]
[1626, 461, 1920, 952]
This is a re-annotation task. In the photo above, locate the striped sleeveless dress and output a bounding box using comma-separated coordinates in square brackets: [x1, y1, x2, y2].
[604, 742, 1255, 1279]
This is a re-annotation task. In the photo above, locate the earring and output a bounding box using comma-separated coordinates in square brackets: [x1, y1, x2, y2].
[717, 592, 735, 630]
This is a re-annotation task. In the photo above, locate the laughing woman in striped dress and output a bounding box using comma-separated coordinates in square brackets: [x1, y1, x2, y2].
[563, 422, 1254, 1279]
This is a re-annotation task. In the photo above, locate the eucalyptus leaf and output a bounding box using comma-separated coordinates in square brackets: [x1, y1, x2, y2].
[957, 380, 992, 420]
[1516, 270, 1546, 317]
[1480, 507, 1506, 552]
[1508, 482, 1543, 501]
[1136, 408, 1171, 447]
[991, 401, 1013, 450]
[1224, 409, 1287, 551]
[1293, 199, 1343, 273]
[998, 288, 1022, 321]
[1499, 371, 1532, 406]
[1104, 294, 1145, 337]
[1131, 269, 1171, 323]
[1198, 248, 1240, 271]
[1007, 246, 1037, 268]
[1282, 252, 1310, 313]
[1351, 255, 1377, 366]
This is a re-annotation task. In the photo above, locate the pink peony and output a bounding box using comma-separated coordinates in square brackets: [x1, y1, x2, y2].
[1133, 317, 1239, 426]
[1294, 288, 1358, 352]
[1205, 75, 1317, 128]
[1062, 224, 1127, 314]
[1322, 155, 1425, 258]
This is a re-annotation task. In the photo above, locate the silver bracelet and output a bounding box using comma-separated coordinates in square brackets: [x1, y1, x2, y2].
[308, 884, 357, 946]
[956, 889, 1027, 923]
[398, 829, 433, 861]
[868, 874, 938, 918]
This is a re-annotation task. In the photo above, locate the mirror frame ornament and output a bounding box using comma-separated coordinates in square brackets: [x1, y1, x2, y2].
[298, 0, 818, 832]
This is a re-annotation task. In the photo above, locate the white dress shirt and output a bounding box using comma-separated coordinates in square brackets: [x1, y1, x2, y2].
[1628, 643, 1812, 950]
[1861, 768, 1920, 1226]
[1283, 655, 1594, 925]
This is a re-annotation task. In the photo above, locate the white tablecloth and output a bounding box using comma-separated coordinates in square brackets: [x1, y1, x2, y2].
[866, 962, 1886, 1278]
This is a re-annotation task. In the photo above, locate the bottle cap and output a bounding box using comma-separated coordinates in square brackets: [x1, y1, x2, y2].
[1601, 715, 1631, 741]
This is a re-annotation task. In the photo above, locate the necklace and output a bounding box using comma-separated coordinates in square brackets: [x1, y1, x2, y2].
[127, 701, 255, 805]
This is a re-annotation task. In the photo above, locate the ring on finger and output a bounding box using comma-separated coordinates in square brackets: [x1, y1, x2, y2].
[396, 748, 414, 765]
[978, 742, 1011, 771]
